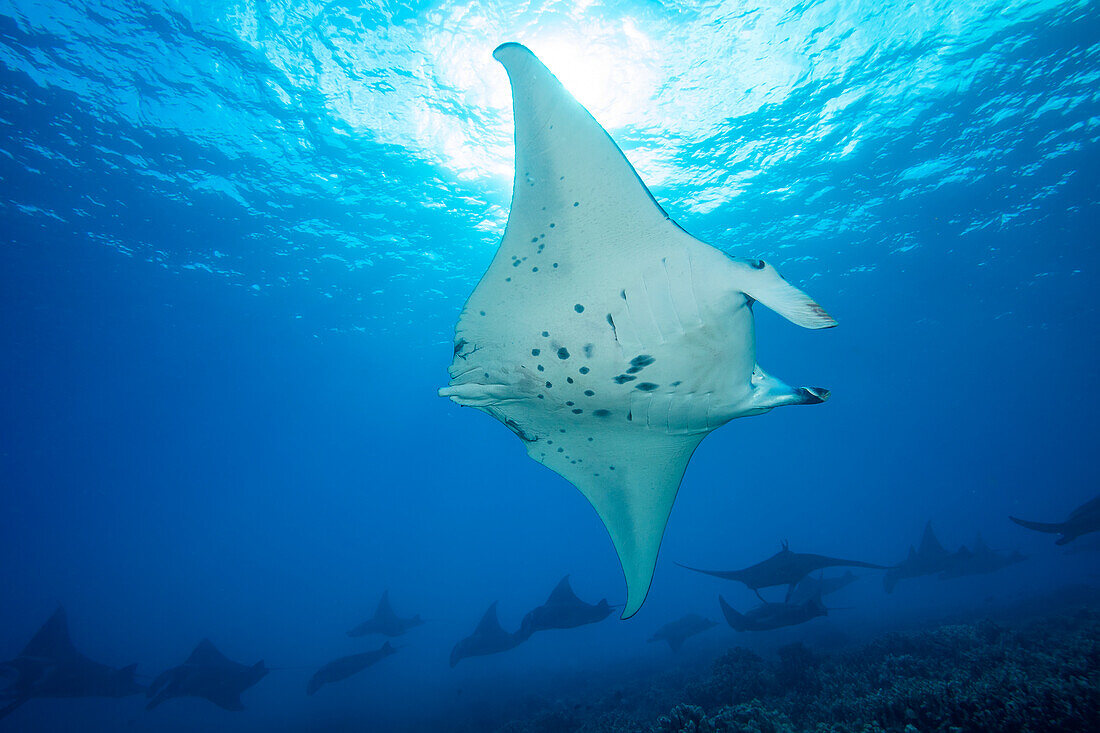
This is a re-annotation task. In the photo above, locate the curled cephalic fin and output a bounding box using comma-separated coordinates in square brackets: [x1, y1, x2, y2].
[731, 259, 837, 329]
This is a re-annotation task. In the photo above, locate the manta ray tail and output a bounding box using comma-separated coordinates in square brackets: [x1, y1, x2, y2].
[674, 561, 743, 581]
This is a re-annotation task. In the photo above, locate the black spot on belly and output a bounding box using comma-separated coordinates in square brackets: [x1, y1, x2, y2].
[593, 409, 611, 417]
[553, 262, 559, 268]
[531, 237, 538, 243]
[620, 290, 626, 300]
[670, 381, 682, 387]
[635, 382, 659, 391]
[532, 267, 538, 272]
[627, 411, 633, 421]
[572, 408, 583, 414]
[479, 311, 485, 316]
[574, 304, 584, 313]
[630, 355, 655, 368]
[545, 381, 552, 388]
[583, 344, 593, 358]
[584, 390, 594, 397]
[566, 377, 574, 384]
[566, 401, 574, 407]
[613, 375, 636, 384]
[532, 348, 541, 356]
[557, 348, 570, 359]
[573, 201, 579, 207]
[626, 366, 642, 374]
[537, 365, 544, 372]
[542, 331, 549, 337]
[549, 223, 556, 228]
[579, 367, 589, 374]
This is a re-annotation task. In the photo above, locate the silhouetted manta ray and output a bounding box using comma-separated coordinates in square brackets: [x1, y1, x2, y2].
[306, 641, 397, 695]
[787, 570, 858, 605]
[440, 43, 836, 619]
[145, 639, 267, 711]
[0, 607, 142, 720]
[449, 602, 526, 668]
[938, 535, 1025, 580]
[679, 542, 886, 600]
[647, 614, 717, 653]
[347, 591, 424, 638]
[883, 521, 955, 593]
[1011, 494, 1100, 545]
[519, 576, 614, 638]
[718, 595, 826, 632]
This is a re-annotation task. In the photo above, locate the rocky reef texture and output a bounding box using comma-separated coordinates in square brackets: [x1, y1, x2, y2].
[498, 607, 1100, 733]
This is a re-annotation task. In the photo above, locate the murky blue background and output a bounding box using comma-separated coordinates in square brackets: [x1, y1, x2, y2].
[1, 0, 1097, 730]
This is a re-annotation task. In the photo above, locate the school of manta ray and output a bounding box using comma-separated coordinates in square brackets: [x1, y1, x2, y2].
[2, 41, 1088, 720]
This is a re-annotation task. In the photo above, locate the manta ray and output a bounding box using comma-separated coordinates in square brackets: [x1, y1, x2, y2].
[678, 542, 886, 601]
[518, 576, 614, 638]
[718, 595, 826, 632]
[449, 602, 527, 668]
[938, 535, 1025, 580]
[440, 43, 836, 618]
[883, 521, 955, 593]
[306, 642, 397, 695]
[647, 613, 717, 653]
[0, 607, 142, 721]
[1011, 494, 1100, 545]
[145, 639, 267, 711]
[347, 591, 424, 638]
[787, 570, 858, 605]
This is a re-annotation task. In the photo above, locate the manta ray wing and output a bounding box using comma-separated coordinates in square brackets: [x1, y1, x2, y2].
[441, 43, 835, 619]
[20, 607, 78, 660]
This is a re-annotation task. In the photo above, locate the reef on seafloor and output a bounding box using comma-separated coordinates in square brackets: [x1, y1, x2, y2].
[496, 600, 1100, 733]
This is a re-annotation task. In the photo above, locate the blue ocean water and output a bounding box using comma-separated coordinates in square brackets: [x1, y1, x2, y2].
[0, 0, 1097, 730]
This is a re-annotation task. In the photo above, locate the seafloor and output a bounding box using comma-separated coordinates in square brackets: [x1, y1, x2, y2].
[494, 587, 1100, 733]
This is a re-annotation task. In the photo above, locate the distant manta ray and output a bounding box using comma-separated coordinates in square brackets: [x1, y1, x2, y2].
[518, 576, 614, 639]
[145, 639, 267, 711]
[306, 642, 397, 696]
[440, 42, 836, 619]
[678, 542, 886, 601]
[647, 614, 717, 653]
[718, 595, 826, 632]
[449, 602, 527, 668]
[347, 591, 423, 638]
[0, 607, 142, 721]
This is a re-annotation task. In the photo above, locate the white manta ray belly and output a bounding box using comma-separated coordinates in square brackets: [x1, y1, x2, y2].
[440, 43, 836, 618]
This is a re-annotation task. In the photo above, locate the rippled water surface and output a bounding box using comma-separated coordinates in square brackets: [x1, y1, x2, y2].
[3, 0, 1096, 338]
